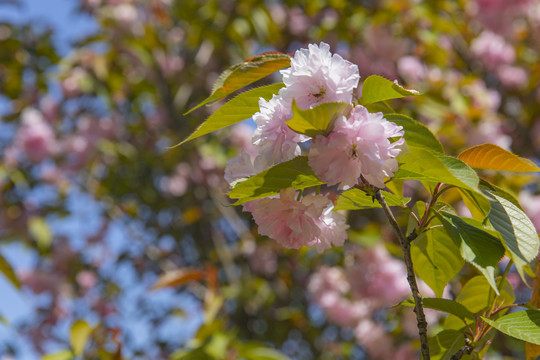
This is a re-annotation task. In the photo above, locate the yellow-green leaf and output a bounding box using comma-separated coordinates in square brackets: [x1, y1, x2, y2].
[360, 75, 421, 105]
[286, 101, 352, 137]
[458, 143, 540, 172]
[175, 83, 283, 146]
[0, 252, 20, 289]
[70, 319, 93, 356]
[42, 350, 74, 360]
[228, 156, 324, 205]
[483, 310, 540, 345]
[28, 217, 52, 251]
[185, 52, 290, 114]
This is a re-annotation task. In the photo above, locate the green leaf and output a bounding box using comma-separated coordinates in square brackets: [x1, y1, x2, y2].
[176, 83, 283, 146]
[436, 212, 505, 293]
[286, 101, 352, 137]
[395, 150, 484, 197]
[185, 52, 290, 114]
[28, 216, 52, 251]
[360, 75, 421, 105]
[483, 310, 540, 345]
[385, 113, 444, 154]
[443, 275, 514, 331]
[70, 319, 93, 356]
[482, 183, 540, 284]
[457, 188, 492, 221]
[458, 143, 540, 172]
[41, 350, 74, 360]
[411, 227, 464, 297]
[399, 298, 475, 320]
[237, 342, 291, 360]
[228, 156, 324, 205]
[0, 252, 20, 289]
[335, 188, 409, 210]
[429, 330, 465, 360]
[205, 332, 230, 359]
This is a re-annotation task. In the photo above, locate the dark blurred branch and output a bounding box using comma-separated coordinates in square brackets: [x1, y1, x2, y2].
[374, 190, 430, 360]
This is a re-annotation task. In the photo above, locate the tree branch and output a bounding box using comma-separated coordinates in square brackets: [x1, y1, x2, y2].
[374, 190, 430, 360]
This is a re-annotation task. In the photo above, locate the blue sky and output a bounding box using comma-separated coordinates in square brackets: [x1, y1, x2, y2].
[0, 0, 97, 55]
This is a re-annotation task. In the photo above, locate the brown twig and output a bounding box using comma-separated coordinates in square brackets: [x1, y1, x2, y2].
[374, 190, 430, 359]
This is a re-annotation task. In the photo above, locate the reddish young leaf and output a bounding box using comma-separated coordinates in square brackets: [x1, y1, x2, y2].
[151, 268, 205, 290]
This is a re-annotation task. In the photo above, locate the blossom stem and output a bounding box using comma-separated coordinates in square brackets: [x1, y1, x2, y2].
[374, 190, 430, 360]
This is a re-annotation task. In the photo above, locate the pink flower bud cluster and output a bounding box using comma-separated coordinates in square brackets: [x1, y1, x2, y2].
[225, 43, 406, 252]
[308, 246, 438, 359]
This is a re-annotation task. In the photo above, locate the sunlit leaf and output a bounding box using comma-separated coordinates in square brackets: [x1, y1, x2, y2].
[237, 342, 291, 360]
[41, 350, 74, 360]
[429, 329, 464, 360]
[185, 52, 290, 114]
[360, 75, 421, 105]
[483, 310, 540, 345]
[385, 113, 444, 154]
[335, 188, 409, 210]
[286, 101, 352, 137]
[228, 156, 324, 205]
[70, 320, 93, 356]
[205, 332, 230, 359]
[411, 227, 464, 297]
[28, 216, 52, 251]
[176, 83, 283, 146]
[151, 268, 205, 290]
[436, 212, 505, 293]
[0, 252, 20, 289]
[395, 149, 484, 197]
[398, 298, 475, 320]
[482, 182, 540, 284]
[458, 143, 540, 172]
[443, 276, 514, 331]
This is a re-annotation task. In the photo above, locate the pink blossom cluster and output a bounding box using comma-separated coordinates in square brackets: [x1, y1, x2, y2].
[470, 30, 528, 88]
[307, 246, 435, 359]
[225, 43, 405, 252]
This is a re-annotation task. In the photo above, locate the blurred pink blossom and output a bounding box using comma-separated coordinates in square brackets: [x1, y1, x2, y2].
[14, 108, 58, 163]
[347, 245, 410, 305]
[113, 3, 138, 24]
[161, 163, 191, 196]
[397, 56, 426, 83]
[248, 246, 278, 276]
[280, 42, 360, 109]
[61, 67, 88, 97]
[470, 31, 515, 69]
[287, 8, 310, 36]
[309, 106, 404, 189]
[519, 191, 540, 232]
[354, 319, 394, 359]
[497, 65, 528, 88]
[76, 270, 98, 289]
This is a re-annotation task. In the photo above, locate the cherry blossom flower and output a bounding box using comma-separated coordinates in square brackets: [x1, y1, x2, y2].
[248, 188, 348, 251]
[252, 95, 308, 169]
[224, 150, 257, 184]
[280, 42, 360, 109]
[309, 105, 404, 189]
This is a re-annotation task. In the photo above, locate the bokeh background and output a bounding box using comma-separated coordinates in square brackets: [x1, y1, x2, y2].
[1, 0, 539, 359]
